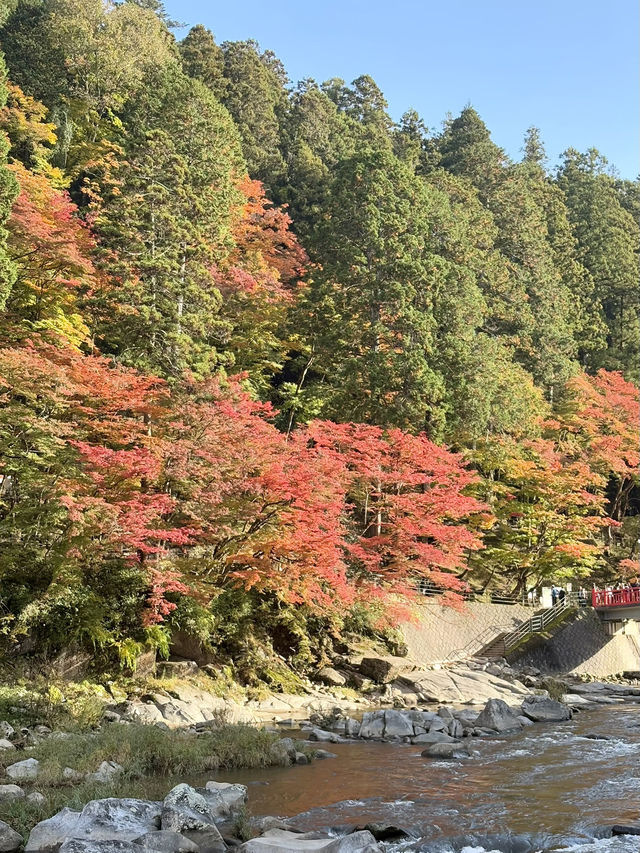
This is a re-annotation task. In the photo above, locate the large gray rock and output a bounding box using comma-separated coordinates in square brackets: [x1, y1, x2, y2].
[0, 740, 15, 752]
[160, 785, 225, 852]
[203, 781, 247, 815]
[474, 699, 522, 733]
[26, 800, 161, 852]
[0, 820, 22, 853]
[135, 830, 199, 852]
[358, 711, 385, 740]
[0, 785, 25, 802]
[412, 731, 454, 745]
[383, 710, 414, 738]
[521, 698, 572, 723]
[26, 807, 81, 852]
[6, 758, 40, 781]
[268, 738, 295, 766]
[239, 829, 383, 851]
[307, 728, 342, 744]
[344, 718, 361, 738]
[0, 723, 15, 740]
[315, 667, 346, 687]
[421, 742, 470, 759]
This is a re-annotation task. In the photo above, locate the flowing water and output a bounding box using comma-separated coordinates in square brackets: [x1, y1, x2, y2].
[214, 705, 640, 852]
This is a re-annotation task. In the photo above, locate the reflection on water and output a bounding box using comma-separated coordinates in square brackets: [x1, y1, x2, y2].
[212, 705, 640, 846]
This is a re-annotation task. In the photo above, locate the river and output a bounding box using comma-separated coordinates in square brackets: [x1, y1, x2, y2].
[215, 704, 640, 852]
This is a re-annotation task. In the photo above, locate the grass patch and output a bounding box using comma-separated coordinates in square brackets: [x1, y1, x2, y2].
[10, 723, 281, 779]
[0, 723, 284, 839]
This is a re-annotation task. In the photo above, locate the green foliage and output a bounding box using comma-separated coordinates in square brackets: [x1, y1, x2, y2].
[0, 0, 637, 670]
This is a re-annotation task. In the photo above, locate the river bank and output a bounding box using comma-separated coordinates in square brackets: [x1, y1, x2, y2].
[2, 689, 640, 852]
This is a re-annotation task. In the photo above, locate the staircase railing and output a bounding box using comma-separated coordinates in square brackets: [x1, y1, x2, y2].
[443, 623, 514, 663]
[500, 593, 581, 655]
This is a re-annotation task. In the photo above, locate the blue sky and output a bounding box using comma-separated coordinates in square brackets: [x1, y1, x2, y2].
[166, 0, 639, 179]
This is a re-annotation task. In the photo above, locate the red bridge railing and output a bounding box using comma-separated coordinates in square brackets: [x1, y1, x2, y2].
[592, 587, 640, 608]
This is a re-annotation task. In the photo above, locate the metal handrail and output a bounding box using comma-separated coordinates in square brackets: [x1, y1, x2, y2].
[443, 622, 515, 663]
[501, 593, 580, 654]
[592, 587, 640, 608]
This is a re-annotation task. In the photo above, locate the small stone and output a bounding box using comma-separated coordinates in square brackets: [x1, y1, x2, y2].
[63, 767, 85, 783]
[26, 792, 47, 807]
[85, 761, 124, 784]
[0, 785, 25, 802]
[0, 740, 15, 752]
[5, 758, 40, 781]
[294, 752, 309, 765]
[313, 749, 337, 759]
[0, 723, 15, 739]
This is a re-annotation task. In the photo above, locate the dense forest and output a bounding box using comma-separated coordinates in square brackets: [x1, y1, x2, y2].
[0, 0, 637, 680]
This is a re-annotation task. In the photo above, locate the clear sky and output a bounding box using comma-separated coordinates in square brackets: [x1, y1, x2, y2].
[166, 0, 639, 179]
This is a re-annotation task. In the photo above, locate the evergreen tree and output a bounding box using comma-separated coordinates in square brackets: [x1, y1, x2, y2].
[220, 39, 287, 188]
[557, 149, 640, 377]
[179, 24, 226, 99]
[93, 69, 245, 378]
[295, 149, 447, 433]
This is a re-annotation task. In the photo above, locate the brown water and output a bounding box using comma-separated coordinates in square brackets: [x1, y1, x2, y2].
[213, 705, 640, 850]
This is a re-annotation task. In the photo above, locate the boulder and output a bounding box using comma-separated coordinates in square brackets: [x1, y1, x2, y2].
[0, 821, 24, 853]
[358, 656, 406, 684]
[160, 784, 225, 852]
[269, 738, 295, 766]
[6, 757, 40, 781]
[203, 781, 247, 815]
[412, 732, 454, 745]
[448, 719, 464, 739]
[239, 828, 383, 851]
[294, 752, 309, 765]
[474, 699, 522, 733]
[344, 718, 360, 738]
[427, 717, 448, 733]
[612, 825, 640, 836]
[521, 698, 571, 723]
[315, 668, 347, 687]
[421, 742, 470, 759]
[0, 785, 25, 802]
[313, 749, 337, 760]
[357, 711, 385, 740]
[85, 762, 124, 784]
[156, 660, 199, 679]
[383, 710, 414, 738]
[308, 728, 342, 744]
[0, 740, 15, 752]
[26, 799, 161, 852]
[135, 830, 200, 851]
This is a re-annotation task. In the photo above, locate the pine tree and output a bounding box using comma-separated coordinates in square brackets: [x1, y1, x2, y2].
[93, 69, 245, 378]
[557, 149, 640, 377]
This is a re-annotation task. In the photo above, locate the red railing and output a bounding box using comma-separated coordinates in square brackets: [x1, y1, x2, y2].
[592, 587, 640, 608]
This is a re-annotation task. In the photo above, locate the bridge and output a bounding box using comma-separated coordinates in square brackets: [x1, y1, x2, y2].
[592, 587, 640, 609]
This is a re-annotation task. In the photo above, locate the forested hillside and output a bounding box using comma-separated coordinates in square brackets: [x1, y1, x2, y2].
[0, 0, 637, 680]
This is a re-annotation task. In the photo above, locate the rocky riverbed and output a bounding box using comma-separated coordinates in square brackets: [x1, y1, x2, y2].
[3, 688, 640, 853]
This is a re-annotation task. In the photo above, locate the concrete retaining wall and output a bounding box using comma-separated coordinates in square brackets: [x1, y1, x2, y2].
[517, 609, 640, 676]
[401, 600, 530, 664]
[401, 601, 640, 676]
